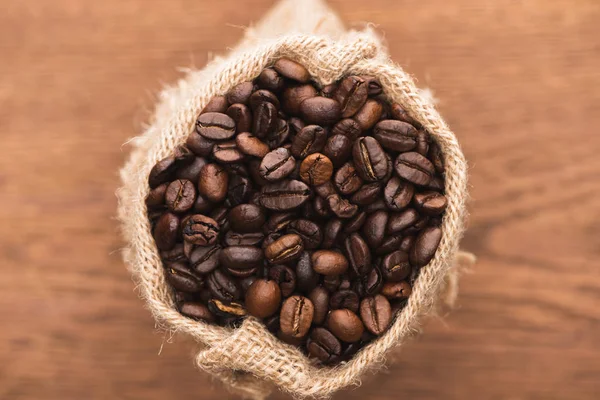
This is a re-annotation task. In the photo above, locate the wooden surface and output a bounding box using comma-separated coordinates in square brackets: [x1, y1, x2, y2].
[1, 0, 599, 399]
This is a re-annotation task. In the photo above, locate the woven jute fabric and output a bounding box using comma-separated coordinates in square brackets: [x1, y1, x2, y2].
[117, 1, 470, 398]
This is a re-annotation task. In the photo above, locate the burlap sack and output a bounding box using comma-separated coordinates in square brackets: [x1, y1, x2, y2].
[117, 0, 473, 398]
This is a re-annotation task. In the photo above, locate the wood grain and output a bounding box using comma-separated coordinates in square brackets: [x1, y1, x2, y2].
[1, 0, 599, 399]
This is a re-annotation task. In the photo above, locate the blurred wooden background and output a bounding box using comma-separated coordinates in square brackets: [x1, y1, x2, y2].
[1, 0, 599, 399]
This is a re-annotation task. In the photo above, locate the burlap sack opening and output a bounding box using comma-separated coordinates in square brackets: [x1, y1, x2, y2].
[117, 1, 471, 398]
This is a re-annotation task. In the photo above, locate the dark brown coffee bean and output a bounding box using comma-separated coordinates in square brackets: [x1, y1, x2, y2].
[389, 103, 419, 127]
[226, 103, 252, 133]
[296, 251, 319, 293]
[353, 99, 383, 131]
[287, 219, 322, 250]
[282, 84, 317, 116]
[416, 130, 430, 155]
[362, 266, 383, 296]
[265, 212, 295, 234]
[334, 162, 363, 195]
[344, 233, 371, 277]
[154, 212, 180, 250]
[198, 163, 228, 203]
[165, 262, 202, 293]
[176, 156, 207, 182]
[322, 134, 352, 168]
[360, 295, 392, 335]
[327, 309, 364, 342]
[192, 193, 213, 213]
[410, 226, 442, 267]
[300, 96, 342, 126]
[413, 191, 448, 216]
[373, 120, 418, 152]
[360, 75, 383, 96]
[320, 83, 337, 98]
[226, 82, 254, 105]
[400, 236, 415, 253]
[330, 290, 359, 313]
[260, 179, 311, 211]
[280, 295, 314, 338]
[227, 175, 252, 206]
[314, 180, 337, 199]
[249, 89, 280, 110]
[266, 119, 290, 149]
[148, 152, 190, 188]
[331, 118, 362, 141]
[428, 140, 445, 173]
[327, 194, 358, 219]
[265, 233, 304, 264]
[364, 198, 387, 213]
[256, 67, 285, 92]
[227, 204, 265, 234]
[186, 132, 215, 157]
[212, 141, 244, 164]
[290, 125, 327, 158]
[362, 210, 388, 250]
[208, 299, 247, 319]
[259, 147, 296, 181]
[179, 302, 215, 322]
[196, 112, 236, 140]
[146, 183, 168, 209]
[160, 243, 186, 264]
[386, 208, 420, 235]
[182, 214, 220, 246]
[309, 287, 330, 325]
[313, 195, 331, 218]
[245, 279, 282, 318]
[375, 235, 401, 256]
[201, 95, 229, 114]
[299, 153, 333, 186]
[274, 58, 311, 83]
[269, 264, 297, 297]
[323, 275, 341, 292]
[334, 76, 368, 118]
[426, 175, 445, 192]
[381, 250, 411, 281]
[224, 231, 264, 247]
[248, 159, 271, 187]
[381, 281, 412, 300]
[352, 136, 389, 182]
[288, 117, 305, 137]
[394, 152, 434, 186]
[312, 250, 348, 275]
[350, 183, 380, 206]
[307, 327, 342, 364]
[220, 246, 263, 272]
[207, 269, 241, 301]
[252, 101, 278, 139]
[322, 219, 343, 249]
[343, 211, 366, 233]
[384, 176, 414, 211]
[262, 232, 282, 250]
[189, 244, 221, 274]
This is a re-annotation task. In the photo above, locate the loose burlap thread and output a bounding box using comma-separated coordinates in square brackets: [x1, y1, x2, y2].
[117, 1, 471, 398]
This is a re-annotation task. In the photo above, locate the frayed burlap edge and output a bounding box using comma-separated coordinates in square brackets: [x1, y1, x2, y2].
[117, 28, 470, 400]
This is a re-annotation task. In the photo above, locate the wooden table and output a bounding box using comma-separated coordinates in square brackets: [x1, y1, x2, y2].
[1, 0, 599, 398]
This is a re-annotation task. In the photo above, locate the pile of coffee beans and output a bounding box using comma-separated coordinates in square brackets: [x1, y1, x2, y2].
[146, 58, 446, 365]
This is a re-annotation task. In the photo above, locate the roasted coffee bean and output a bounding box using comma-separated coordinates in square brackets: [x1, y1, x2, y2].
[290, 125, 327, 158]
[362, 266, 383, 296]
[280, 295, 314, 338]
[149, 154, 185, 189]
[220, 246, 263, 274]
[416, 130, 430, 155]
[201, 95, 229, 114]
[413, 191, 448, 216]
[249, 89, 280, 110]
[334, 162, 363, 195]
[386, 208, 420, 235]
[186, 132, 215, 157]
[262, 232, 282, 250]
[182, 214, 219, 246]
[390, 103, 419, 127]
[323, 274, 342, 292]
[288, 117, 305, 137]
[252, 101, 278, 139]
[344, 233, 371, 276]
[312, 250, 348, 275]
[343, 211, 366, 233]
[331, 118, 362, 141]
[327, 194, 358, 219]
[313, 195, 331, 218]
[265, 233, 304, 264]
[384, 176, 414, 211]
[428, 141, 445, 173]
[180, 302, 215, 322]
[352, 136, 389, 182]
[410, 226, 442, 267]
[245, 279, 282, 318]
[353, 99, 383, 131]
[176, 156, 207, 182]
[165, 262, 202, 293]
[360, 75, 383, 96]
[193, 194, 213, 213]
[154, 212, 180, 250]
[322, 134, 352, 168]
[266, 119, 290, 149]
[259, 147, 296, 181]
[209, 206, 230, 232]
[330, 290, 360, 313]
[189, 244, 221, 274]
[381, 281, 412, 300]
[394, 152, 434, 186]
[228, 204, 266, 233]
[309, 287, 330, 325]
[350, 183, 381, 206]
[375, 235, 402, 256]
[265, 212, 296, 233]
[273, 58, 311, 83]
[363, 198, 387, 213]
[226, 175, 252, 206]
[339, 276, 352, 291]
[183, 240, 195, 259]
[160, 243, 186, 264]
[224, 231, 264, 247]
[381, 250, 411, 282]
[256, 67, 285, 92]
[208, 299, 247, 319]
[226, 82, 254, 105]
[268, 264, 297, 297]
[400, 236, 415, 253]
[373, 120, 418, 152]
[334, 76, 368, 118]
[226, 103, 253, 133]
[212, 140, 245, 164]
[146, 183, 168, 209]
[165, 179, 197, 213]
[198, 163, 228, 203]
[207, 269, 241, 301]
[426, 175, 445, 192]
[296, 251, 319, 293]
[327, 309, 364, 343]
[314, 180, 337, 198]
[299, 153, 333, 186]
[196, 112, 236, 140]
[260, 179, 311, 211]
[320, 83, 337, 98]
[248, 159, 271, 187]
[282, 84, 317, 116]
[300, 96, 342, 126]
[307, 327, 342, 364]
[322, 219, 343, 249]
[360, 295, 392, 335]
[362, 210, 388, 250]
[288, 219, 322, 250]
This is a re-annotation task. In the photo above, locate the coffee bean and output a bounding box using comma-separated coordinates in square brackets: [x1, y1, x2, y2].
[323, 275, 341, 292]
[245, 279, 282, 318]
[226, 82, 254, 105]
[300, 96, 342, 126]
[189, 244, 221, 274]
[343, 211, 366, 233]
[288, 117, 305, 137]
[352, 137, 389, 182]
[307, 327, 342, 364]
[226, 175, 252, 206]
[364, 198, 387, 214]
[265, 212, 296, 233]
[148, 153, 188, 189]
[209, 206, 230, 232]
[360, 210, 388, 251]
[226, 204, 265, 233]
[360, 75, 383, 96]
[327, 194, 358, 219]
[344, 233, 371, 276]
[288, 219, 322, 250]
[252, 101, 278, 139]
[160, 243, 186, 264]
[207, 269, 242, 302]
[268, 264, 297, 297]
[327, 309, 364, 342]
[201, 96, 229, 114]
[182, 214, 219, 246]
[353, 99, 383, 131]
[314, 180, 337, 198]
[373, 120, 418, 152]
[322, 219, 343, 249]
[400, 236, 415, 253]
[165, 262, 202, 293]
[384, 176, 414, 211]
[362, 266, 383, 296]
[323, 134, 352, 168]
[146, 183, 168, 209]
[220, 246, 263, 276]
[410, 226, 442, 267]
[280, 295, 314, 338]
[381, 250, 411, 282]
[394, 152, 434, 186]
[320, 83, 337, 98]
[198, 163, 228, 203]
[428, 141, 445, 173]
[259, 147, 296, 181]
[186, 132, 215, 157]
[212, 140, 245, 164]
[299, 153, 333, 186]
[426, 175, 445, 192]
[312, 250, 348, 275]
[260, 179, 311, 211]
[290, 125, 327, 158]
[381, 281, 412, 300]
[330, 290, 360, 313]
[265, 233, 304, 264]
[331, 118, 362, 141]
[176, 156, 207, 182]
[256, 67, 285, 92]
[249, 89, 280, 110]
[334, 76, 368, 118]
[413, 191, 448, 216]
[154, 212, 180, 250]
[296, 251, 319, 293]
[273, 58, 311, 83]
[226, 103, 252, 133]
[334, 162, 363, 195]
[350, 182, 381, 206]
[386, 208, 420, 235]
[179, 301, 215, 322]
[282, 84, 317, 116]
[196, 112, 236, 140]
[223, 231, 264, 247]
[375, 235, 401, 256]
[416, 130, 430, 155]
[248, 159, 271, 187]
[266, 119, 290, 149]
[360, 295, 392, 335]
[208, 299, 247, 319]
[313, 195, 331, 218]
[309, 287, 330, 325]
